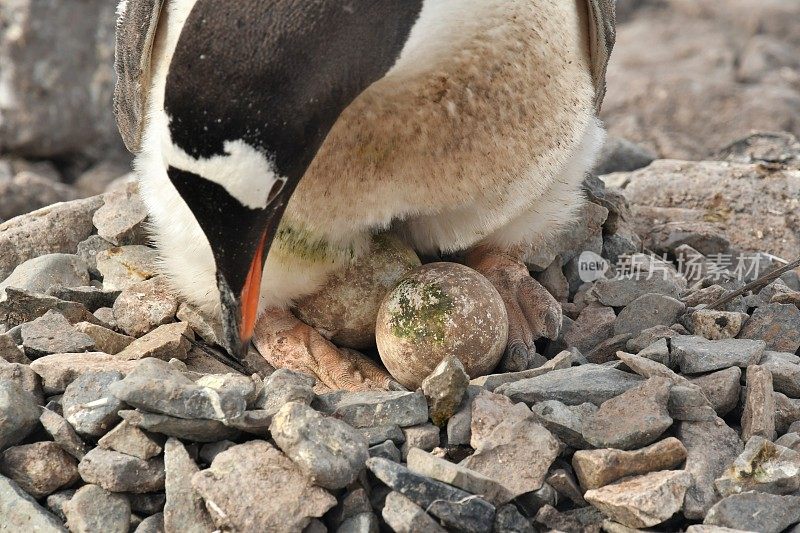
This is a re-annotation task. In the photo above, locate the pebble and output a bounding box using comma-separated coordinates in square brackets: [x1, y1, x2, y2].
[400, 423, 440, 460]
[672, 336, 766, 374]
[572, 437, 687, 491]
[270, 401, 368, 490]
[366, 457, 495, 533]
[613, 293, 686, 336]
[21, 309, 95, 358]
[690, 309, 748, 340]
[63, 484, 131, 533]
[421, 355, 469, 426]
[689, 367, 742, 417]
[163, 438, 215, 532]
[584, 470, 692, 528]
[74, 322, 133, 355]
[192, 441, 335, 532]
[369, 440, 402, 462]
[741, 365, 776, 441]
[39, 408, 89, 460]
[0, 473, 68, 532]
[760, 353, 800, 398]
[715, 436, 800, 496]
[116, 322, 192, 361]
[0, 253, 89, 298]
[78, 447, 165, 493]
[739, 303, 800, 353]
[92, 187, 148, 246]
[96, 246, 158, 292]
[530, 400, 597, 449]
[30, 352, 139, 394]
[592, 276, 684, 307]
[704, 493, 800, 533]
[676, 419, 743, 519]
[582, 377, 673, 450]
[0, 379, 41, 450]
[119, 409, 240, 443]
[113, 277, 178, 338]
[98, 420, 163, 461]
[381, 491, 446, 533]
[62, 370, 125, 437]
[0, 442, 79, 498]
[496, 364, 644, 406]
[315, 390, 428, 428]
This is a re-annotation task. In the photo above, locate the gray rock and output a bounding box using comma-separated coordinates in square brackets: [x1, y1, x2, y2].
[626, 324, 682, 354]
[468, 392, 528, 450]
[270, 402, 368, 490]
[445, 385, 481, 446]
[470, 350, 572, 391]
[198, 440, 236, 465]
[382, 491, 446, 533]
[0, 442, 79, 498]
[775, 392, 800, 434]
[21, 309, 95, 358]
[134, 513, 165, 533]
[78, 447, 165, 493]
[421, 356, 469, 427]
[592, 276, 684, 307]
[360, 425, 405, 446]
[494, 503, 535, 533]
[0, 171, 79, 221]
[52, 287, 121, 312]
[715, 436, 800, 496]
[585, 333, 635, 364]
[0, 474, 67, 532]
[497, 364, 644, 406]
[337, 512, 379, 533]
[400, 423, 440, 460]
[74, 322, 133, 355]
[0, 358, 43, 403]
[0, 253, 89, 298]
[224, 409, 272, 436]
[64, 484, 131, 533]
[96, 245, 158, 292]
[195, 373, 258, 406]
[113, 277, 178, 338]
[176, 303, 221, 346]
[668, 384, 719, 422]
[315, 390, 428, 428]
[741, 365, 776, 441]
[127, 491, 166, 516]
[645, 222, 731, 257]
[690, 367, 742, 417]
[690, 310, 748, 340]
[163, 438, 215, 533]
[593, 136, 657, 175]
[366, 457, 495, 533]
[530, 400, 597, 449]
[46, 488, 76, 522]
[40, 408, 89, 460]
[192, 441, 335, 532]
[369, 440, 402, 462]
[673, 336, 766, 374]
[93, 187, 148, 246]
[63, 370, 125, 437]
[0, 196, 104, 281]
[98, 421, 163, 461]
[739, 303, 800, 353]
[0, 379, 40, 450]
[76, 234, 115, 277]
[613, 293, 686, 336]
[704, 493, 800, 533]
[761, 352, 800, 398]
[119, 409, 240, 443]
[676, 419, 743, 519]
[533, 504, 585, 533]
[93, 306, 117, 328]
[0, 333, 28, 364]
[0, 288, 99, 329]
[30, 352, 139, 394]
[563, 305, 616, 354]
[116, 322, 192, 361]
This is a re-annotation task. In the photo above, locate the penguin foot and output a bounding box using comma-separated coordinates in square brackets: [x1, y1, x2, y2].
[466, 246, 562, 371]
[251, 308, 393, 392]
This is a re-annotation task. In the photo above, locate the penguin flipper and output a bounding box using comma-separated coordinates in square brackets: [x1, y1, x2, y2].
[586, 0, 616, 111]
[113, 0, 166, 153]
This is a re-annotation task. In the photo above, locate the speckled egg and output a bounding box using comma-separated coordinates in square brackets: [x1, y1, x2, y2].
[293, 234, 421, 349]
[375, 262, 509, 389]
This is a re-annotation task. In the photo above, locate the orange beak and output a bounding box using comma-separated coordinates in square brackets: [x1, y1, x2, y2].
[238, 230, 267, 344]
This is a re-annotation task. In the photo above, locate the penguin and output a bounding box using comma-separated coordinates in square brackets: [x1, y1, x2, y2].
[114, 0, 615, 390]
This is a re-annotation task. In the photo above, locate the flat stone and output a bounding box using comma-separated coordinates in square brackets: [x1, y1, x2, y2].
[78, 447, 165, 493]
[400, 423, 440, 460]
[382, 491, 446, 533]
[40, 408, 89, 460]
[192, 441, 335, 532]
[715, 436, 800, 496]
[116, 322, 192, 361]
[582, 377, 673, 450]
[690, 367, 742, 417]
[98, 420, 163, 460]
[421, 356, 469, 426]
[0, 473, 67, 532]
[572, 438, 688, 490]
[739, 303, 800, 353]
[673, 336, 765, 374]
[93, 187, 148, 246]
[584, 470, 691, 529]
[0, 358, 43, 403]
[0, 379, 40, 450]
[0, 288, 101, 329]
[64, 484, 131, 533]
[119, 409, 240, 443]
[366, 457, 495, 533]
[75, 322, 133, 355]
[21, 309, 95, 358]
[0, 333, 29, 364]
[163, 438, 214, 533]
[592, 276, 684, 307]
[614, 293, 686, 336]
[96, 245, 158, 292]
[63, 370, 125, 437]
[270, 401, 368, 490]
[637, 337, 674, 367]
[530, 400, 597, 449]
[761, 353, 800, 398]
[690, 310, 748, 340]
[407, 448, 514, 506]
[741, 365, 776, 441]
[30, 352, 139, 394]
[360, 425, 405, 446]
[52, 286, 120, 312]
[369, 440, 402, 462]
[470, 350, 572, 391]
[0, 253, 89, 297]
[704, 493, 800, 533]
[496, 364, 644, 406]
[315, 390, 428, 428]
[0, 442, 79, 498]
[113, 277, 178, 338]
[676, 419, 743, 519]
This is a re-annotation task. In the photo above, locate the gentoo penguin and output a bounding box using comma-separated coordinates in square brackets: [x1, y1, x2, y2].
[114, 0, 615, 390]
